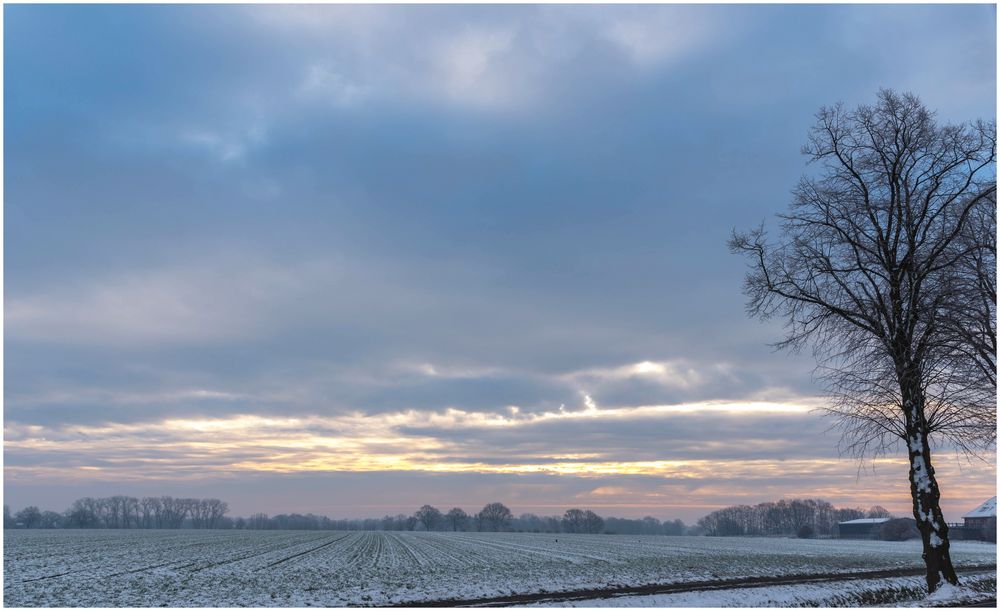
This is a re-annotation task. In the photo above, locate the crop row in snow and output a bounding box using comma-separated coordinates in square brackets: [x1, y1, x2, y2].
[4, 530, 996, 606]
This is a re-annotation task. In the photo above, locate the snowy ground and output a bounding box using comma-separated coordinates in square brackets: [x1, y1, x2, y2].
[3, 530, 996, 607]
[527, 572, 997, 607]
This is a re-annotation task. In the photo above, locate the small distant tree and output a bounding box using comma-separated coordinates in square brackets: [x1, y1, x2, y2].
[159, 497, 189, 529]
[517, 513, 546, 533]
[562, 509, 586, 533]
[415, 505, 442, 531]
[445, 507, 469, 531]
[797, 524, 815, 539]
[639, 516, 661, 535]
[203, 499, 229, 529]
[867, 506, 893, 519]
[39, 511, 63, 529]
[3, 505, 10, 529]
[478, 502, 512, 532]
[65, 498, 100, 528]
[247, 513, 270, 530]
[139, 496, 160, 528]
[583, 510, 605, 534]
[15, 506, 41, 529]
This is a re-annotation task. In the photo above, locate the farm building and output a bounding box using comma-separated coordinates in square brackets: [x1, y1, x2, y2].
[962, 496, 996, 529]
[837, 517, 890, 539]
[950, 497, 996, 541]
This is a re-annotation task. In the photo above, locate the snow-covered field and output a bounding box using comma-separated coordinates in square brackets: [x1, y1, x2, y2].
[3, 530, 996, 607]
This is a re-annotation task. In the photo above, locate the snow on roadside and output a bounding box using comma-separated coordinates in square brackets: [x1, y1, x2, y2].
[921, 579, 987, 606]
[525, 572, 997, 608]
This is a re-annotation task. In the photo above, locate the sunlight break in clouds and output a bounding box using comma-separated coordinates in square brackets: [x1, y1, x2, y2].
[564, 360, 724, 391]
[4, 401, 818, 478]
[6, 407, 994, 520]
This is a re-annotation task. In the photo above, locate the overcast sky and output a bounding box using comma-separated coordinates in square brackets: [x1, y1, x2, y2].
[4, 4, 996, 522]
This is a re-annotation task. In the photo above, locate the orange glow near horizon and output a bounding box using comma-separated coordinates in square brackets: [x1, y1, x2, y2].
[5, 403, 995, 521]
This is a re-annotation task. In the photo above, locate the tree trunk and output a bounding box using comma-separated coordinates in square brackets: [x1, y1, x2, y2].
[901, 374, 959, 592]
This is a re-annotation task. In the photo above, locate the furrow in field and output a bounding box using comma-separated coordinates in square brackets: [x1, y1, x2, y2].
[399, 532, 442, 566]
[445, 534, 608, 563]
[412, 533, 487, 569]
[11, 532, 241, 582]
[4, 531, 997, 607]
[357, 532, 383, 570]
[258, 532, 353, 570]
[346, 532, 379, 570]
[291, 530, 366, 573]
[185, 531, 331, 572]
[385, 532, 429, 568]
[368, 531, 384, 569]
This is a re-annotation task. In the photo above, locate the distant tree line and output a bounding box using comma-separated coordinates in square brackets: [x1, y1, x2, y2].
[697, 498, 893, 538]
[234, 503, 687, 535]
[4, 496, 229, 529]
[4, 499, 688, 535]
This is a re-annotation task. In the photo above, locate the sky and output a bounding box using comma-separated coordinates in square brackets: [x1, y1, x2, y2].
[3, 4, 997, 523]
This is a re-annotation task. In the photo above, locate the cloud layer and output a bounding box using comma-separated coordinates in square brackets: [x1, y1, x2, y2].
[4, 4, 996, 521]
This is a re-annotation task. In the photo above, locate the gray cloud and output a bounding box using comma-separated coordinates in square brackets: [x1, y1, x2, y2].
[4, 4, 994, 518]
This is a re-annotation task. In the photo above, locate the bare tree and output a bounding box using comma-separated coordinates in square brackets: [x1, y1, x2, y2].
[247, 513, 270, 530]
[15, 506, 42, 529]
[731, 90, 996, 592]
[206, 499, 229, 529]
[98, 497, 115, 528]
[160, 497, 189, 529]
[477, 502, 513, 532]
[936, 193, 997, 425]
[188, 499, 206, 529]
[582, 510, 604, 534]
[562, 508, 586, 533]
[39, 511, 63, 529]
[867, 505, 893, 519]
[414, 505, 442, 531]
[445, 507, 469, 531]
[123, 497, 140, 528]
[141, 497, 161, 528]
[700, 498, 847, 537]
[65, 497, 100, 528]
